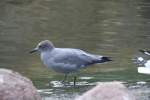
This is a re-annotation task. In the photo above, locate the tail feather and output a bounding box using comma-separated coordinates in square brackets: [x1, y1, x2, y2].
[100, 56, 112, 63]
[84, 56, 112, 67]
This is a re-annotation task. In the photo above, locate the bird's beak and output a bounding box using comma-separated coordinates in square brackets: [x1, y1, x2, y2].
[29, 48, 38, 53]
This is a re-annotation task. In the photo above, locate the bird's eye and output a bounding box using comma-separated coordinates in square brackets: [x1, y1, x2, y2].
[39, 45, 42, 48]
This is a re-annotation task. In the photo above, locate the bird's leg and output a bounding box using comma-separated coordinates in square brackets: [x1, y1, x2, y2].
[73, 76, 77, 86]
[62, 74, 67, 83]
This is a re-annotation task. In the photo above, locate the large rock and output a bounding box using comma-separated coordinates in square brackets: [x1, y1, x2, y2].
[75, 81, 135, 100]
[0, 68, 41, 100]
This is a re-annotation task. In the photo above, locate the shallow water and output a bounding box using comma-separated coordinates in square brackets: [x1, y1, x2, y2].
[0, 0, 150, 99]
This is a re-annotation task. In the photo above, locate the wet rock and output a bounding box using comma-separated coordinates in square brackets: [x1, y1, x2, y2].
[0, 68, 41, 100]
[75, 81, 135, 100]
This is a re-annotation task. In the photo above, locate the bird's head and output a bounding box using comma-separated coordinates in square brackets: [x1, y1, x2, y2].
[30, 40, 54, 53]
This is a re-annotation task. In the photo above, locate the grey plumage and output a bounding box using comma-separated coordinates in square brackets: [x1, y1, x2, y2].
[41, 48, 111, 73]
[30, 40, 112, 85]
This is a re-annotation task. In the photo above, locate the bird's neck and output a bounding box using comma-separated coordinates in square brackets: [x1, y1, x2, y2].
[40, 51, 51, 63]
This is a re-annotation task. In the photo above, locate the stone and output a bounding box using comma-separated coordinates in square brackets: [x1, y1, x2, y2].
[0, 68, 41, 100]
[75, 81, 135, 100]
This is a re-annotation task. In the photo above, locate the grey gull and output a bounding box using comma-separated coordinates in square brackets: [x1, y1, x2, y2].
[30, 40, 112, 86]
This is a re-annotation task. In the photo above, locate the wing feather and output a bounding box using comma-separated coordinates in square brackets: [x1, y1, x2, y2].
[53, 49, 99, 68]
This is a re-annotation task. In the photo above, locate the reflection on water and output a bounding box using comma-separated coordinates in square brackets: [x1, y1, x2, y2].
[1, 0, 150, 99]
[40, 80, 97, 100]
[79, 76, 93, 80]
[49, 80, 96, 88]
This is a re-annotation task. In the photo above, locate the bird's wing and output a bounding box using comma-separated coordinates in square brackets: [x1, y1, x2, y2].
[53, 49, 100, 68]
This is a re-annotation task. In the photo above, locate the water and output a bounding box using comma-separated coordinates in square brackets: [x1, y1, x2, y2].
[0, 0, 150, 99]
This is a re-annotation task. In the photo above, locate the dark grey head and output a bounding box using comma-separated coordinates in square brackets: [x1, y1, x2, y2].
[30, 40, 54, 53]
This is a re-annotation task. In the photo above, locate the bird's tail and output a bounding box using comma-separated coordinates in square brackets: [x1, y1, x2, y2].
[139, 49, 150, 55]
[98, 56, 112, 63]
[84, 56, 112, 66]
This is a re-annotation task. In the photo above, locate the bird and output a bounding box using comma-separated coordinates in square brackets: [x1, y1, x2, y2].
[133, 56, 150, 68]
[139, 49, 150, 56]
[133, 50, 150, 75]
[30, 40, 112, 86]
[135, 57, 150, 74]
[138, 49, 150, 67]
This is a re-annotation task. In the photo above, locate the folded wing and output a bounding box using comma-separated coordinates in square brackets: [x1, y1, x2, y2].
[53, 49, 111, 68]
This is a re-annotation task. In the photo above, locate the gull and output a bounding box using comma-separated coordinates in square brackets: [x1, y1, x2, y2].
[133, 50, 150, 75]
[30, 40, 112, 86]
[134, 57, 150, 68]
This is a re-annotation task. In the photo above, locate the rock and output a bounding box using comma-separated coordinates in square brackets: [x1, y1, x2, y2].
[0, 68, 41, 100]
[75, 81, 135, 100]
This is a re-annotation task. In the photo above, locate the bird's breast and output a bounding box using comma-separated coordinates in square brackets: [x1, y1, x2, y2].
[41, 52, 52, 67]
[40, 52, 78, 73]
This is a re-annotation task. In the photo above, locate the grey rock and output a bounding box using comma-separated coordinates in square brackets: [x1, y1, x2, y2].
[0, 68, 41, 100]
[75, 81, 135, 100]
